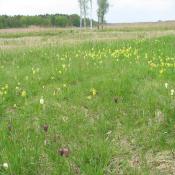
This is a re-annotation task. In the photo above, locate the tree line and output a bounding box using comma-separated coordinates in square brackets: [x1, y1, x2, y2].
[0, 0, 109, 29]
[0, 14, 83, 29]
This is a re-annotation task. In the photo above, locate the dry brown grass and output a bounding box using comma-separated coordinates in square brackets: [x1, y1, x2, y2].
[0, 26, 77, 34]
[105, 21, 175, 31]
[0, 21, 175, 50]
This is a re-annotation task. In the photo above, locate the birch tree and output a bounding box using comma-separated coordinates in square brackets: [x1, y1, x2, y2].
[78, 0, 83, 28]
[78, 0, 89, 28]
[97, 0, 109, 29]
[83, 0, 89, 28]
[90, 0, 93, 29]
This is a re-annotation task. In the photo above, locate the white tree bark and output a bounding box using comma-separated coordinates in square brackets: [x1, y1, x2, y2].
[90, 0, 93, 29]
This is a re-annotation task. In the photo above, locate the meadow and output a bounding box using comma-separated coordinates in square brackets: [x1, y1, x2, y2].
[0, 23, 175, 174]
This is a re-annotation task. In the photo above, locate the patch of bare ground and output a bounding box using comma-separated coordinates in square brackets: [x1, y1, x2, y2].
[146, 151, 175, 175]
[106, 131, 175, 175]
[105, 111, 174, 174]
[105, 134, 143, 174]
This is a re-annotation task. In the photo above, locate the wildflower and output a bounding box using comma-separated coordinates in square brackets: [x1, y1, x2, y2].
[32, 68, 36, 74]
[21, 90, 27, 97]
[43, 125, 48, 132]
[44, 140, 47, 145]
[91, 88, 97, 96]
[36, 68, 40, 72]
[149, 63, 157, 68]
[5, 84, 8, 89]
[171, 89, 174, 96]
[62, 64, 66, 69]
[16, 86, 20, 90]
[159, 69, 164, 74]
[62, 116, 68, 122]
[25, 76, 29, 80]
[40, 97, 44, 105]
[87, 96, 92, 100]
[13, 104, 17, 108]
[59, 148, 70, 157]
[2, 163, 8, 169]
[165, 83, 168, 89]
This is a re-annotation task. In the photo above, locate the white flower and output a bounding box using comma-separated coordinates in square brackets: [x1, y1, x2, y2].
[40, 97, 44, 105]
[3, 163, 8, 169]
[171, 89, 174, 96]
[165, 83, 168, 89]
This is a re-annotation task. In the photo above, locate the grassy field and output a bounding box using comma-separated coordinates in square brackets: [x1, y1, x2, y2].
[0, 24, 175, 174]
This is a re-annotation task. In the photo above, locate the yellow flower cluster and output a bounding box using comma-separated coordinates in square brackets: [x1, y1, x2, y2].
[56, 54, 71, 75]
[148, 56, 175, 74]
[16, 84, 27, 97]
[87, 88, 97, 100]
[32, 67, 40, 75]
[0, 84, 8, 96]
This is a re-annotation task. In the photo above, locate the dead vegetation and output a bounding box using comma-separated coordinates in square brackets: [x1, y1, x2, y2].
[0, 29, 175, 50]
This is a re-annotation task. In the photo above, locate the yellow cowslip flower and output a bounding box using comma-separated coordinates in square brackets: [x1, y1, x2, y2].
[36, 68, 40, 72]
[5, 84, 8, 89]
[21, 90, 27, 97]
[16, 86, 20, 90]
[171, 89, 174, 96]
[62, 64, 66, 69]
[150, 63, 157, 68]
[87, 95, 92, 100]
[25, 76, 29, 80]
[91, 88, 97, 96]
[159, 69, 164, 74]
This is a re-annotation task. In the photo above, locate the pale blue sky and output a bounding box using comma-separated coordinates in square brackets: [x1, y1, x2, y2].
[0, 0, 175, 23]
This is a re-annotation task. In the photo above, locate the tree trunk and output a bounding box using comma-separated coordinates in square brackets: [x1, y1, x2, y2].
[90, 0, 93, 29]
[83, 4, 87, 28]
[80, 9, 83, 28]
[84, 16, 86, 28]
[101, 16, 104, 30]
[97, 15, 100, 30]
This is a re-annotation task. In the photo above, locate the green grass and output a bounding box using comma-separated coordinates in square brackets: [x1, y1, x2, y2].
[0, 34, 175, 174]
